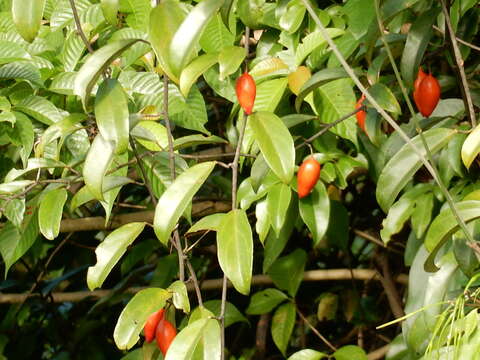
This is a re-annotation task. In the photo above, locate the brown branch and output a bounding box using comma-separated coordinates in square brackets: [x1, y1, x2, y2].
[375, 253, 405, 319]
[0, 269, 408, 303]
[432, 25, 480, 52]
[68, 0, 94, 54]
[254, 314, 270, 360]
[367, 344, 390, 360]
[297, 307, 337, 352]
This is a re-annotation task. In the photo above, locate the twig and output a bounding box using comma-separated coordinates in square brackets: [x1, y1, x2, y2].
[179, 152, 255, 160]
[129, 137, 158, 207]
[254, 314, 270, 359]
[186, 260, 203, 307]
[68, 0, 94, 54]
[367, 345, 390, 360]
[0, 269, 408, 303]
[295, 108, 363, 149]
[439, 0, 476, 127]
[375, 253, 405, 319]
[432, 25, 480, 52]
[297, 307, 337, 352]
[354, 229, 385, 247]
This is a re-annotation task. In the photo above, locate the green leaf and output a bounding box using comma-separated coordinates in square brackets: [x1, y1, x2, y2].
[87, 222, 145, 291]
[187, 213, 226, 233]
[250, 111, 295, 184]
[171, 85, 210, 134]
[288, 349, 328, 360]
[15, 95, 64, 125]
[334, 345, 368, 360]
[49, 72, 77, 95]
[74, 39, 141, 109]
[132, 121, 168, 152]
[168, 280, 190, 313]
[95, 79, 129, 154]
[0, 40, 31, 64]
[13, 112, 34, 168]
[83, 134, 115, 200]
[313, 78, 357, 145]
[268, 249, 307, 297]
[218, 46, 245, 80]
[295, 28, 344, 66]
[4, 199, 25, 228]
[173, 134, 227, 150]
[299, 181, 330, 246]
[12, 0, 46, 42]
[253, 77, 288, 113]
[39, 188, 67, 240]
[343, 0, 375, 40]
[101, 0, 119, 25]
[255, 197, 270, 244]
[0, 180, 34, 195]
[199, 13, 234, 53]
[179, 52, 219, 97]
[461, 123, 480, 169]
[217, 209, 253, 295]
[154, 161, 215, 245]
[267, 183, 291, 236]
[0, 62, 43, 87]
[163, 318, 209, 360]
[169, 0, 224, 79]
[190, 300, 248, 328]
[271, 302, 296, 356]
[279, 0, 306, 34]
[400, 7, 441, 87]
[120, 0, 151, 31]
[113, 288, 171, 350]
[5, 158, 66, 182]
[62, 30, 87, 72]
[424, 201, 480, 271]
[246, 288, 288, 315]
[376, 128, 455, 212]
[368, 83, 401, 114]
[411, 192, 434, 239]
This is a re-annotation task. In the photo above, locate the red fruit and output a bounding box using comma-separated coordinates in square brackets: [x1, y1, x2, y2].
[155, 318, 177, 356]
[355, 95, 366, 132]
[413, 67, 427, 112]
[297, 157, 321, 199]
[144, 308, 164, 343]
[236, 72, 256, 115]
[416, 73, 440, 117]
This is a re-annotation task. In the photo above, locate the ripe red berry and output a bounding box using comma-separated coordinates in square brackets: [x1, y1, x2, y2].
[355, 95, 366, 133]
[416, 73, 440, 117]
[413, 67, 427, 113]
[235, 72, 256, 115]
[144, 308, 164, 343]
[297, 157, 321, 199]
[155, 318, 177, 356]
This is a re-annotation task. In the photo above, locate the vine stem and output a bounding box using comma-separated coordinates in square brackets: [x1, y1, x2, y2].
[439, 0, 476, 128]
[68, 0, 93, 54]
[220, 25, 251, 360]
[372, 0, 474, 244]
[301, 0, 474, 244]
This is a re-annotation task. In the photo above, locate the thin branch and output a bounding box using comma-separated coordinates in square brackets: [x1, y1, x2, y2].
[0, 269, 408, 303]
[179, 152, 255, 160]
[186, 260, 203, 307]
[68, 0, 94, 54]
[439, 0, 476, 127]
[296, 307, 337, 352]
[354, 229, 385, 247]
[432, 25, 480, 52]
[367, 345, 390, 360]
[375, 253, 405, 319]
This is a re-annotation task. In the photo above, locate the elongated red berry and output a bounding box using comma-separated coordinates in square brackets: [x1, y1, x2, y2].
[413, 67, 427, 112]
[416, 73, 440, 117]
[144, 308, 164, 343]
[236, 72, 256, 115]
[355, 95, 366, 133]
[155, 318, 177, 356]
[297, 157, 321, 199]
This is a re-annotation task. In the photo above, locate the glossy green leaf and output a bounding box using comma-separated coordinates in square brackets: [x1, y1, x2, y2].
[171, 85, 210, 134]
[288, 349, 327, 360]
[271, 302, 296, 356]
[279, 0, 306, 34]
[74, 39, 141, 109]
[250, 111, 295, 184]
[62, 30, 86, 72]
[169, 0, 224, 78]
[199, 13, 234, 53]
[87, 222, 145, 290]
[424, 201, 480, 271]
[295, 67, 350, 112]
[168, 280, 190, 313]
[15, 95, 64, 125]
[83, 134, 115, 201]
[400, 7, 441, 87]
[299, 181, 330, 246]
[267, 183, 291, 236]
[154, 161, 215, 245]
[249, 57, 289, 78]
[368, 82, 401, 114]
[246, 288, 288, 315]
[101, 0, 118, 25]
[12, 0, 46, 42]
[268, 249, 306, 297]
[0, 180, 34, 195]
[95, 79, 129, 154]
[461, 123, 480, 169]
[411, 192, 434, 239]
[219, 46, 245, 80]
[334, 345, 368, 360]
[0, 62, 43, 87]
[0, 40, 31, 64]
[295, 28, 344, 65]
[376, 128, 455, 212]
[164, 318, 210, 360]
[132, 121, 168, 151]
[179, 53, 219, 97]
[255, 197, 270, 244]
[187, 213, 226, 234]
[217, 209, 253, 295]
[39, 188, 67, 240]
[5, 158, 66, 182]
[36, 114, 85, 157]
[113, 288, 171, 350]
[173, 134, 227, 150]
[4, 199, 25, 228]
[190, 300, 248, 328]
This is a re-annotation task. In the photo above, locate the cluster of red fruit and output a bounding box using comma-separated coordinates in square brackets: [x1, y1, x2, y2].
[236, 72, 321, 200]
[355, 68, 441, 131]
[144, 309, 176, 356]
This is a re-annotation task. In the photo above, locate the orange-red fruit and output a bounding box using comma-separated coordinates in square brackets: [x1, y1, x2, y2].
[413, 67, 427, 112]
[297, 157, 321, 199]
[355, 95, 366, 132]
[416, 74, 440, 117]
[236, 72, 256, 115]
[144, 308, 165, 343]
[155, 318, 177, 356]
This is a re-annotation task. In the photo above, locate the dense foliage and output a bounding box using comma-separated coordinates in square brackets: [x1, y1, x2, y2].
[0, 0, 479, 359]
